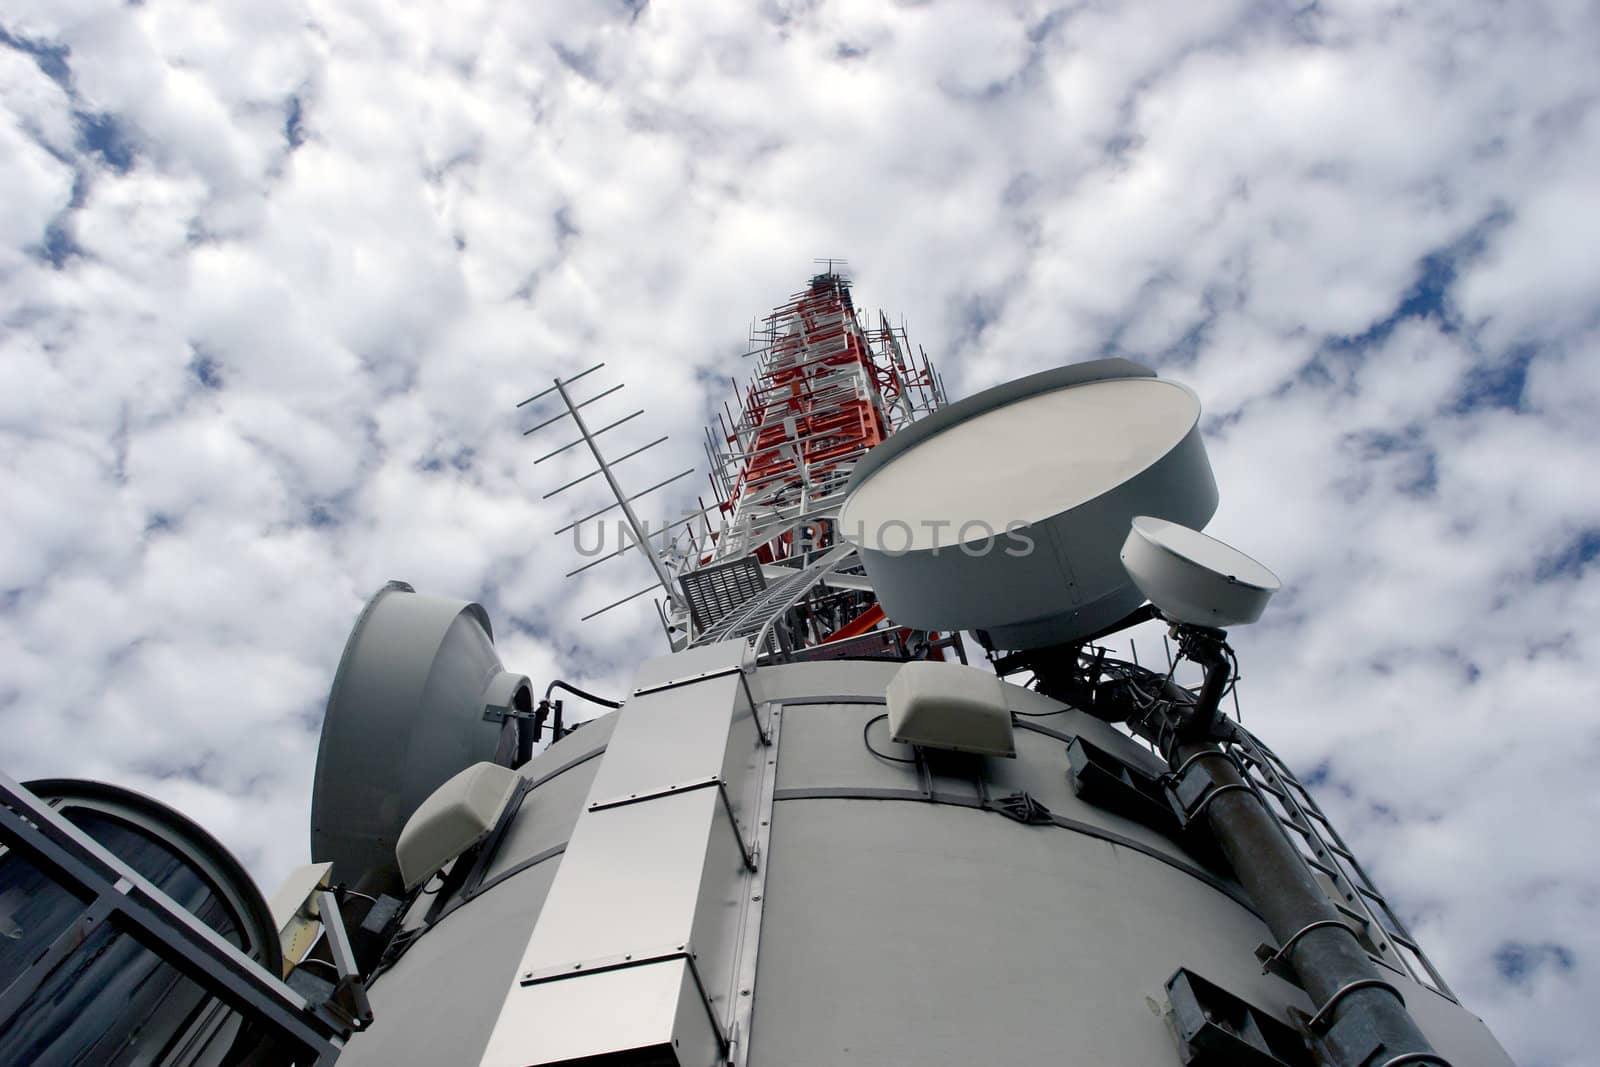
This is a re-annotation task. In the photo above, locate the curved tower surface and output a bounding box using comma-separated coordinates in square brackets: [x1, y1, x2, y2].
[0, 272, 1514, 1067]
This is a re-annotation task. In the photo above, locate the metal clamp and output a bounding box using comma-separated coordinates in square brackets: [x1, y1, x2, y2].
[1186, 782, 1254, 822]
[1167, 748, 1242, 782]
[717, 777, 760, 872]
[632, 664, 745, 698]
[1259, 919, 1355, 975]
[1307, 977, 1405, 1032]
[590, 775, 722, 812]
[740, 671, 770, 745]
[522, 943, 689, 985]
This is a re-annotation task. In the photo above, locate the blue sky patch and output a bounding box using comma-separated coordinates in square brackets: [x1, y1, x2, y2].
[284, 95, 306, 150]
[0, 25, 71, 90]
[1533, 528, 1600, 582]
[77, 111, 137, 173]
[1455, 345, 1535, 413]
[1493, 941, 1577, 985]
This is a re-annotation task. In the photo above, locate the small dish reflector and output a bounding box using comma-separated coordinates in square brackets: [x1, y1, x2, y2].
[1119, 516, 1280, 628]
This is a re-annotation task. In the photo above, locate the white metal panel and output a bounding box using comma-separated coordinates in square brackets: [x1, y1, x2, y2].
[339, 859, 561, 1067]
[479, 753, 601, 886]
[480, 960, 716, 1067]
[585, 673, 753, 810]
[750, 799, 1290, 1066]
[631, 638, 750, 694]
[478, 650, 764, 1065]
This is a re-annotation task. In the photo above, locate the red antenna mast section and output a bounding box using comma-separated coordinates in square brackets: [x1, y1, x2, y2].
[709, 271, 943, 567]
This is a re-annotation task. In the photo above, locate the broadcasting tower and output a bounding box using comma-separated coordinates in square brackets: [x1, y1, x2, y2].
[0, 270, 1514, 1067]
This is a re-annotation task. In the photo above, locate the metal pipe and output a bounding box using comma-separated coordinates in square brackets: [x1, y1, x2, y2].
[533, 409, 644, 464]
[1168, 641, 1442, 1065]
[551, 468, 695, 535]
[516, 362, 603, 407]
[556, 375, 677, 600]
[579, 582, 660, 621]
[543, 435, 667, 499]
[522, 383, 625, 435]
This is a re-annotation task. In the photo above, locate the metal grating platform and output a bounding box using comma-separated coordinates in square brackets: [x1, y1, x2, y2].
[679, 556, 768, 633]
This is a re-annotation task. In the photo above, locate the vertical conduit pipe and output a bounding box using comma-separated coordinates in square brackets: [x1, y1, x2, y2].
[1170, 644, 1444, 1067]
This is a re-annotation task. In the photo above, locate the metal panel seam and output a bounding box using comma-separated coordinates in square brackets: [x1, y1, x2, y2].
[769, 786, 1260, 918]
[523, 745, 607, 793]
[727, 704, 782, 1067]
[388, 843, 570, 957]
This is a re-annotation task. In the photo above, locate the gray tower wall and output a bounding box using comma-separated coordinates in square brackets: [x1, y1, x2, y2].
[336, 653, 1512, 1067]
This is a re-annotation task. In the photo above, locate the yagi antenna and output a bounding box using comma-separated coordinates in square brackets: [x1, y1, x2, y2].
[516, 364, 706, 623]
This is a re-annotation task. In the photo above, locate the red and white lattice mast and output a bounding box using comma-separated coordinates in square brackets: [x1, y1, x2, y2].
[671, 269, 946, 653]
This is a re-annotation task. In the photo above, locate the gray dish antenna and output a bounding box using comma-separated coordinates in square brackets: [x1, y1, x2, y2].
[1120, 516, 1280, 628]
[839, 358, 1219, 649]
[310, 581, 527, 888]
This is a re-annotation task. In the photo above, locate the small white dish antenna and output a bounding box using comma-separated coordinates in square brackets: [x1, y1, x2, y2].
[1119, 516, 1280, 629]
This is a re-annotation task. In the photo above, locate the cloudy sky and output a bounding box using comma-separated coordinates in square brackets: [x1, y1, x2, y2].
[3, 0, 1595, 1061]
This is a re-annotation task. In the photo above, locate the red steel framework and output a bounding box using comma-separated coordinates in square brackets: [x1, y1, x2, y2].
[703, 271, 943, 568]
[665, 271, 948, 657]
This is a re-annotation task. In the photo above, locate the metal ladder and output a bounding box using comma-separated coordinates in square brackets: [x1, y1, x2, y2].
[1225, 728, 1456, 1001]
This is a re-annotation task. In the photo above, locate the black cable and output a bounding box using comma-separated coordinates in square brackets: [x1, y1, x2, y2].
[545, 679, 622, 709]
[1221, 643, 1241, 700]
[366, 925, 425, 985]
[861, 713, 916, 763]
[294, 957, 340, 976]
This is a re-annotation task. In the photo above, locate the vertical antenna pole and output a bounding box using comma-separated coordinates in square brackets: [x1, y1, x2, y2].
[554, 377, 679, 605]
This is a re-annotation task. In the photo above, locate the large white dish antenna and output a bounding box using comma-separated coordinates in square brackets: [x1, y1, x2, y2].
[311, 582, 526, 887]
[839, 359, 1218, 648]
[1120, 516, 1280, 628]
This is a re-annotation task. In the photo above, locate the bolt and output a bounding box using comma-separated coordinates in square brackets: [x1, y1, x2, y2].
[752, 894, 762, 901]
[741, 989, 751, 997]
